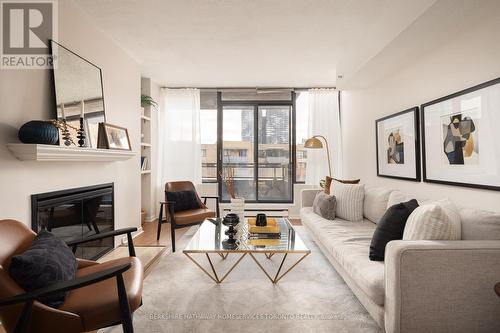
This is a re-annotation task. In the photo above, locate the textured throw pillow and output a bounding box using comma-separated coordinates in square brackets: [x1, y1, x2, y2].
[323, 176, 333, 194]
[369, 199, 419, 261]
[332, 182, 365, 222]
[312, 191, 337, 220]
[333, 178, 361, 184]
[166, 190, 200, 212]
[324, 176, 361, 195]
[9, 230, 77, 308]
[403, 199, 461, 240]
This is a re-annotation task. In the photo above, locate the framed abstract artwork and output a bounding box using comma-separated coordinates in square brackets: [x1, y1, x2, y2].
[421, 77, 500, 191]
[376, 107, 420, 181]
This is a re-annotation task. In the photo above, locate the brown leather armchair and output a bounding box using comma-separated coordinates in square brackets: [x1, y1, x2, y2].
[0, 219, 143, 333]
[157, 181, 219, 252]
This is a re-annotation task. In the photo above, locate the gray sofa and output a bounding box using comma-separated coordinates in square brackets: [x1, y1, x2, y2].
[300, 187, 500, 333]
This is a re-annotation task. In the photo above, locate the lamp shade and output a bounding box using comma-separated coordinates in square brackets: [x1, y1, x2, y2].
[304, 137, 323, 149]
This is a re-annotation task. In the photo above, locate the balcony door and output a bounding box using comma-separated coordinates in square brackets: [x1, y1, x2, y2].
[219, 102, 293, 203]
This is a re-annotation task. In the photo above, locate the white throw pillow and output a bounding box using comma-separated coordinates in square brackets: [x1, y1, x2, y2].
[387, 190, 409, 209]
[403, 199, 461, 240]
[363, 187, 392, 223]
[332, 182, 365, 222]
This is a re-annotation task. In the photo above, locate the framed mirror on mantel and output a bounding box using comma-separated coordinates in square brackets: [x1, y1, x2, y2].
[50, 40, 106, 149]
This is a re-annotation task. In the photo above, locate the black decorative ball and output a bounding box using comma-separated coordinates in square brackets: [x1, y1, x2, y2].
[18, 121, 59, 145]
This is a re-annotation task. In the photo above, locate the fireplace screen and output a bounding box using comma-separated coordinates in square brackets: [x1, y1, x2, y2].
[32, 184, 114, 260]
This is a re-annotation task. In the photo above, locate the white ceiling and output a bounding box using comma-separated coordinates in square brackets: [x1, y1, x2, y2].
[73, 0, 440, 88]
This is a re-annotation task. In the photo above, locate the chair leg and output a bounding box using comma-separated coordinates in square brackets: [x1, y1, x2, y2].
[171, 223, 176, 253]
[156, 204, 163, 241]
[116, 273, 134, 333]
[13, 300, 33, 333]
[216, 198, 220, 218]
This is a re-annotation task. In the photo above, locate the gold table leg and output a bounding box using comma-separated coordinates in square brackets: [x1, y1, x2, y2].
[184, 252, 247, 283]
[264, 253, 275, 259]
[249, 252, 310, 283]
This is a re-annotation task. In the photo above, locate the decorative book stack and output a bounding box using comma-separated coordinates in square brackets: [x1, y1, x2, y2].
[247, 218, 281, 239]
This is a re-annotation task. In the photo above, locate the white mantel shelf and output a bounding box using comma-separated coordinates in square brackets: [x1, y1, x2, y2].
[7, 144, 136, 162]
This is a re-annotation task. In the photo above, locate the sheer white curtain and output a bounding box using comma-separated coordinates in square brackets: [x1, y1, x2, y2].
[156, 89, 201, 200]
[305, 89, 343, 185]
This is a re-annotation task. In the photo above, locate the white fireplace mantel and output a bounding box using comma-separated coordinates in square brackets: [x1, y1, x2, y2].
[7, 143, 136, 162]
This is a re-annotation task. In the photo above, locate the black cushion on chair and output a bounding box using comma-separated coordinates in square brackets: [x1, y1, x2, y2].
[369, 199, 419, 261]
[9, 230, 77, 308]
[166, 190, 201, 212]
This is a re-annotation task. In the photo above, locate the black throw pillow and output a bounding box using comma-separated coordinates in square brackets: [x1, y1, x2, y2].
[369, 199, 419, 261]
[166, 190, 201, 212]
[9, 230, 77, 308]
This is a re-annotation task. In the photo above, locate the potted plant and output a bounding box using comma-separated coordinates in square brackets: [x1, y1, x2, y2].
[141, 94, 158, 116]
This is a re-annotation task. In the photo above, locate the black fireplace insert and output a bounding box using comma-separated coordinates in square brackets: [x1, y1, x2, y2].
[31, 183, 114, 260]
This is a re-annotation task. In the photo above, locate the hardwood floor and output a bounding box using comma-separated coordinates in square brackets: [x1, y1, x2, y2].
[135, 219, 188, 247]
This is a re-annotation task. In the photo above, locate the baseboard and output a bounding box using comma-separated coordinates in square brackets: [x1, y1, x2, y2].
[120, 226, 144, 245]
[145, 215, 156, 222]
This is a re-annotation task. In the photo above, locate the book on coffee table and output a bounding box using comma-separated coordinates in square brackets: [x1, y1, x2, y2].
[248, 224, 280, 234]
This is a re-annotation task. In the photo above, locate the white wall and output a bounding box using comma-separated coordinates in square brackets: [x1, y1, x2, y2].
[341, 3, 500, 212]
[0, 1, 142, 230]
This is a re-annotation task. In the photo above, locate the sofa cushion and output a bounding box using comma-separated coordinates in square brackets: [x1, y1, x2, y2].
[387, 190, 408, 209]
[364, 187, 392, 223]
[460, 208, 500, 240]
[387, 190, 434, 208]
[312, 192, 336, 220]
[332, 182, 365, 222]
[300, 207, 385, 305]
[403, 199, 461, 240]
[369, 199, 419, 261]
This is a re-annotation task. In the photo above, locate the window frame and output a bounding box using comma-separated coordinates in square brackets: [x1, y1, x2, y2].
[213, 92, 297, 203]
[200, 91, 306, 194]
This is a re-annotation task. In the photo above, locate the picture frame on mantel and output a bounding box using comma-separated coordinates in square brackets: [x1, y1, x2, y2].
[375, 107, 420, 181]
[98, 123, 132, 150]
[421, 77, 500, 191]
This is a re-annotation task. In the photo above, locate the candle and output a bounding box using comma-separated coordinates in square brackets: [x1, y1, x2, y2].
[80, 100, 85, 118]
[61, 104, 66, 120]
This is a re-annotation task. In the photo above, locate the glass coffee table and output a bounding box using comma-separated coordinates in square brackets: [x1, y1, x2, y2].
[183, 218, 310, 283]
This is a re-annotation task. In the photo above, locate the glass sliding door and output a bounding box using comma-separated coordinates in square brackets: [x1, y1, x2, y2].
[221, 105, 256, 201]
[220, 103, 293, 203]
[257, 105, 292, 202]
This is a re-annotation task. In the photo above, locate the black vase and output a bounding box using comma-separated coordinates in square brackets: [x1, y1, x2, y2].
[18, 121, 59, 145]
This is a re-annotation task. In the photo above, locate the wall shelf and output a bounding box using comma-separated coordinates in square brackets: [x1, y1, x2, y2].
[7, 143, 136, 162]
[141, 143, 151, 147]
[141, 170, 151, 175]
[141, 115, 151, 121]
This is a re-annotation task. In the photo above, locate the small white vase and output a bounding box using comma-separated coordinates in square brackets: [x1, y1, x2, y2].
[230, 197, 245, 223]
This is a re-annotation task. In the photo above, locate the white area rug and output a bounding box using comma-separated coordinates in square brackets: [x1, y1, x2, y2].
[102, 226, 380, 333]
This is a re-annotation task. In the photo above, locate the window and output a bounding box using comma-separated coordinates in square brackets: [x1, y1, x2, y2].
[199, 89, 309, 202]
[200, 91, 218, 182]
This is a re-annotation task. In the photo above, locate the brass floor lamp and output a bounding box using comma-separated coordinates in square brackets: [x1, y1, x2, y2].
[304, 135, 332, 177]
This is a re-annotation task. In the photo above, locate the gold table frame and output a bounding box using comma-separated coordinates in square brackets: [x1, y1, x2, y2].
[183, 250, 310, 284]
[183, 218, 311, 284]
